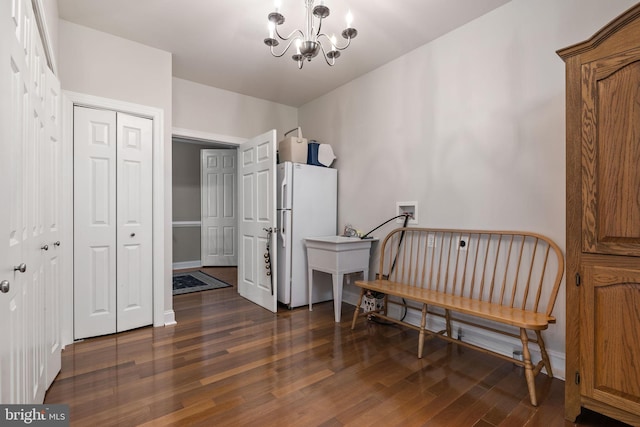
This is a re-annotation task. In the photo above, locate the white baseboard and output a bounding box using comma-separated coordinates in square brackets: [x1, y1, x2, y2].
[343, 288, 566, 380]
[172, 260, 202, 270]
[164, 309, 177, 326]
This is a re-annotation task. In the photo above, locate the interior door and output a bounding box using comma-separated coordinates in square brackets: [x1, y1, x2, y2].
[116, 112, 153, 332]
[44, 63, 62, 388]
[0, 0, 30, 403]
[201, 149, 238, 266]
[74, 108, 153, 338]
[238, 130, 278, 312]
[0, 0, 58, 403]
[74, 106, 117, 339]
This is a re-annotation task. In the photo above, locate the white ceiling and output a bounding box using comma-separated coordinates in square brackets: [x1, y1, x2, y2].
[57, 0, 511, 107]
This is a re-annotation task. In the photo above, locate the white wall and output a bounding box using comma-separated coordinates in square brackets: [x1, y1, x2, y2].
[58, 20, 174, 326]
[298, 0, 638, 378]
[173, 77, 298, 140]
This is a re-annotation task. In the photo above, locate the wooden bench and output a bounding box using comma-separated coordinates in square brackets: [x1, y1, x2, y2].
[351, 227, 564, 406]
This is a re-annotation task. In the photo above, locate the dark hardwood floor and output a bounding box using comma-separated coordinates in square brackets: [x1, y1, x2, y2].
[44, 267, 629, 426]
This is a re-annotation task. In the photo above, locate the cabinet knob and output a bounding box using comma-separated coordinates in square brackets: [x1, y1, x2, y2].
[41, 244, 49, 251]
[14, 263, 26, 273]
[130, 233, 135, 237]
[0, 280, 9, 293]
[53, 241, 61, 247]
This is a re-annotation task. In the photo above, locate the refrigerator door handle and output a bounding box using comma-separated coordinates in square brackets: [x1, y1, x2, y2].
[280, 210, 286, 247]
[280, 164, 289, 209]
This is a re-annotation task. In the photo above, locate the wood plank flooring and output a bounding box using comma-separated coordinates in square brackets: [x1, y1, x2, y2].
[44, 268, 630, 426]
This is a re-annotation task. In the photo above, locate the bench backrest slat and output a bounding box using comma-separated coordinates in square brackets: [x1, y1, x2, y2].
[378, 228, 564, 316]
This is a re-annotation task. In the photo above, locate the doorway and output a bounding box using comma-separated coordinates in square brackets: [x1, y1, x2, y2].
[171, 128, 278, 313]
[61, 92, 167, 347]
[171, 136, 239, 271]
[73, 106, 153, 339]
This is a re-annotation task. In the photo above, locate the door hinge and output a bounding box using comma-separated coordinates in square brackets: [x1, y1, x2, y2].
[575, 371, 581, 385]
[575, 272, 581, 287]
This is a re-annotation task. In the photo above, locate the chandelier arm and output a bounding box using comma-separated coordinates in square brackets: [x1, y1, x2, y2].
[318, 43, 336, 67]
[317, 32, 352, 51]
[275, 26, 304, 42]
[270, 38, 301, 58]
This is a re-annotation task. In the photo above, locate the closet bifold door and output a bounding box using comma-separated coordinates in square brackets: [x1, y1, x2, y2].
[115, 112, 153, 333]
[74, 106, 117, 339]
[73, 107, 152, 339]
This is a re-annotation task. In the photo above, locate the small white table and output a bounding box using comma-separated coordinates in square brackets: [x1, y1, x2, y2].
[305, 236, 377, 322]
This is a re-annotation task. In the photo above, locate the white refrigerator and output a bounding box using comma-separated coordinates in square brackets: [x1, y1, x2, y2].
[277, 162, 337, 308]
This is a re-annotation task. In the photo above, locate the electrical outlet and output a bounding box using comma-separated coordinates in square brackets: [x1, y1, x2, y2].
[427, 234, 435, 248]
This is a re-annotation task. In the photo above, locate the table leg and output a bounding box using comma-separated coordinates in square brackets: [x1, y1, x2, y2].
[308, 267, 314, 311]
[332, 273, 344, 322]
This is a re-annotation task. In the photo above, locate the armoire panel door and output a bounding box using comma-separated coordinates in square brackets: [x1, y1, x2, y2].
[116, 112, 153, 332]
[582, 49, 640, 257]
[73, 106, 118, 339]
[582, 264, 640, 415]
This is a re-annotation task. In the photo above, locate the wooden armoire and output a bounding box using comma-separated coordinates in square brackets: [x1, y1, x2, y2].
[558, 4, 640, 425]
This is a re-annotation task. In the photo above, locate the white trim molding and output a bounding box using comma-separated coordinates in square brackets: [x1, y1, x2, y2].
[61, 91, 172, 346]
[172, 260, 203, 270]
[172, 127, 246, 146]
[172, 221, 202, 228]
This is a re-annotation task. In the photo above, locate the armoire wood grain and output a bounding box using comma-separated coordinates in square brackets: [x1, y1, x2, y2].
[558, 3, 640, 425]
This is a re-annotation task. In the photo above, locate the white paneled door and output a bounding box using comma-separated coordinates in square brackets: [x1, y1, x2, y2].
[0, 0, 62, 403]
[238, 130, 278, 312]
[74, 106, 153, 339]
[43, 58, 63, 390]
[201, 149, 237, 266]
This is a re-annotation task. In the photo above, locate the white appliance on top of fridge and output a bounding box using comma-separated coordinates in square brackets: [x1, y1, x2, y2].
[277, 162, 337, 308]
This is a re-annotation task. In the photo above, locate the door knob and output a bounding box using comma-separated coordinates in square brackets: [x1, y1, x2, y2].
[53, 241, 61, 247]
[1, 280, 9, 293]
[41, 244, 49, 251]
[14, 263, 26, 273]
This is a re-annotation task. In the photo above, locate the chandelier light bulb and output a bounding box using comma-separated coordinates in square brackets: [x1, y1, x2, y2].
[296, 39, 302, 55]
[268, 21, 275, 39]
[330, 35, 337, 52]
[346, 10, 353, 28]
[274, 0, 282, 12]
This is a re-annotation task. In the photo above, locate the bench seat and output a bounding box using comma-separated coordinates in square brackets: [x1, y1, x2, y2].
[356, 279, 554, 329]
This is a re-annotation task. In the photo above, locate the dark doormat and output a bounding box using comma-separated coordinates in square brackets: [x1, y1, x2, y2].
[172, 270, 232, 295]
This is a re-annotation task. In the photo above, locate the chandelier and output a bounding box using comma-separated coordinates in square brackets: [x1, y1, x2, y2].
[263, 0, 358, 69]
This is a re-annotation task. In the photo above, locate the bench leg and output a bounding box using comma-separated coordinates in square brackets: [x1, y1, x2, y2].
[444, 309, 452, 338]
[535, 330, 553, 378]
[351, 288, 366, 330]
[418, 304, 427, 359]
[519, 328, 538, 406]
[383, 294, 388, 316]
